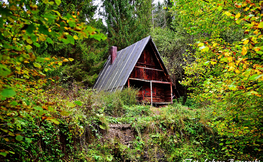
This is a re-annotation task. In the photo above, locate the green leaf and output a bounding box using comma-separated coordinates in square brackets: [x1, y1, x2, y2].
[33, 106, 43, 111]
[26, 24, 35, 34]
[0, 8, 12, 17]
[229, 84, 237, 91]
[258, 22, 263, 28]
[1, 88, 16, 98]
[74, 101, 82, 106]
[0, 64, 11, 77]
[66, 101, 75, 107]
[217, 6, 223, 12]
[33, 62, 42, 69]
[47, 37, 53, 44]
[249, 74, 263, 81]
[0, 33, 4, 40]
[31, 34, 37, 42]
[66, 35, 75, 45]
[0, 152, 7, 157]
[247, 91, 259, 96]
[55, 0, 61, 5]
[25, 137, 32, 143]
[39, 25, 49, 35]
[0, 17, 3, 28]
[43, 0, 49, 4]
[33, 42, 40, 47]
[61, 38, 70, 44]
[68, 21, 76, 28]
[60, 110, 71, 116]
[106, 155, 113, 161]
[200, 46, 209, 52]
[26, 38, 33, 44]
[203, 61, 210, 66]
[26, 45, 32, 50]
[90, 33, 106, 41]
[99, 124, 106, 130]
[15, 135, 23, 141]
[44, 13, 57, 21]
[48, 106, 55, 112]
[10, 101, 18, 106]
[50, 118, 60, 125]
[256, 50, 263, 55]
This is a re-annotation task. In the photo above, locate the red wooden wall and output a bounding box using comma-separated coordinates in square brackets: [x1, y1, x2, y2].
[128, 43, 172, 104]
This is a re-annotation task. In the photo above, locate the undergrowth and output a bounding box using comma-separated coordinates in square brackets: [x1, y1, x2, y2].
[2, 85, 261, 161]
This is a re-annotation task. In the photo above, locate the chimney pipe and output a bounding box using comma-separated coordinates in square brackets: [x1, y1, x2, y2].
[110, 46, 117, 64]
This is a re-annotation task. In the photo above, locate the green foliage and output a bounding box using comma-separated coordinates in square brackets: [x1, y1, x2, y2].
[151, 26, 195, 81]
[58, 0, 96, 22]
[177, 96, 197, 108]
[0, 0, 105, 160]
[32, 0, 107, 87]
[101, 0, 152, 49]
[170, 0, 263, 159]
[104, 103, 222, 161]
[152, 0, 173, 29]
[92, 88, 138, 117]
[119, 88, 138, 106]
[106, 105, 151, 124]
[1, 0, 262, 160]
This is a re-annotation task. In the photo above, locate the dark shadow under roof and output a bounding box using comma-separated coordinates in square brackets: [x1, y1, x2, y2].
[93, 36, 170, 92]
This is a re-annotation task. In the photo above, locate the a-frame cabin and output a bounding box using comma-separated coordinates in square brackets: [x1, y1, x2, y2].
[93, 36, 174, 105]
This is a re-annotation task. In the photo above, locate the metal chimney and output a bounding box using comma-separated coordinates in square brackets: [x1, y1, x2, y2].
[110, 46, 117, 64]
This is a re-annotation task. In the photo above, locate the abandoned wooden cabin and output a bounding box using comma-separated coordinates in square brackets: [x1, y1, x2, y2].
[93, 36, 175, 105]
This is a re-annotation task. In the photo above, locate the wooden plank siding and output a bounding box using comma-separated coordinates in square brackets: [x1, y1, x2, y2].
[128, 43, 173, 104]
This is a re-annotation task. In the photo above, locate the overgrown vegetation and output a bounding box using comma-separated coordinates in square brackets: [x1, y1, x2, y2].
[1, 0, 262, 161]
[0, 85, 137, 161]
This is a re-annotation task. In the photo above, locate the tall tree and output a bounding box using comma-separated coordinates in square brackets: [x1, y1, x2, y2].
[33, 0, 107, 87]
[152, 0, 173, 29]
[101, 0, 152, 49]
[151, 16, 196, 103]
[171, 0, 263, 158]
[0, 0, 105, 159]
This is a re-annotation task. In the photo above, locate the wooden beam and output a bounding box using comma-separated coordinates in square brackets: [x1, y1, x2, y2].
[152, 102, 172, 104]
[150, 81, 153, 107]
[134, 66, 163, 72]
[129, 78, 171, 84]
[170, 83, 173, 104]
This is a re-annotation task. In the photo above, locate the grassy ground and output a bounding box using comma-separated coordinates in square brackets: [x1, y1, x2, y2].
[94, 102, 220, 161]
[3, 86, 259, 161]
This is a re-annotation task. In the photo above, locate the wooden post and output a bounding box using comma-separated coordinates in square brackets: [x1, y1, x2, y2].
[150, 81, 153, 107]
[170, 83, 173, 104]
[128, 79, 130, 88]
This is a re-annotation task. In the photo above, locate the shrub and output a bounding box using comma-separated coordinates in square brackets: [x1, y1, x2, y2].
[91, 88, 138, 117]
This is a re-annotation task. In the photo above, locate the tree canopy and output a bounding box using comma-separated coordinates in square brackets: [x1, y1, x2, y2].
[170, 0, 263, 157]
[0, 0, 105, 159]
[101, 0, 152, 49]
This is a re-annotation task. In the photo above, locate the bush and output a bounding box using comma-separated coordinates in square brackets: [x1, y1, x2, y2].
[119, 88, 138, 106]
[91, 88, 138, 117]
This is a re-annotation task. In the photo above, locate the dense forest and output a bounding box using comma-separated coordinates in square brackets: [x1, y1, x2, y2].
[0, 0, 262, 161]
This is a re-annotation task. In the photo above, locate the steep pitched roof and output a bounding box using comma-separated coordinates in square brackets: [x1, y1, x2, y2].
[93, 36, 170, 92]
